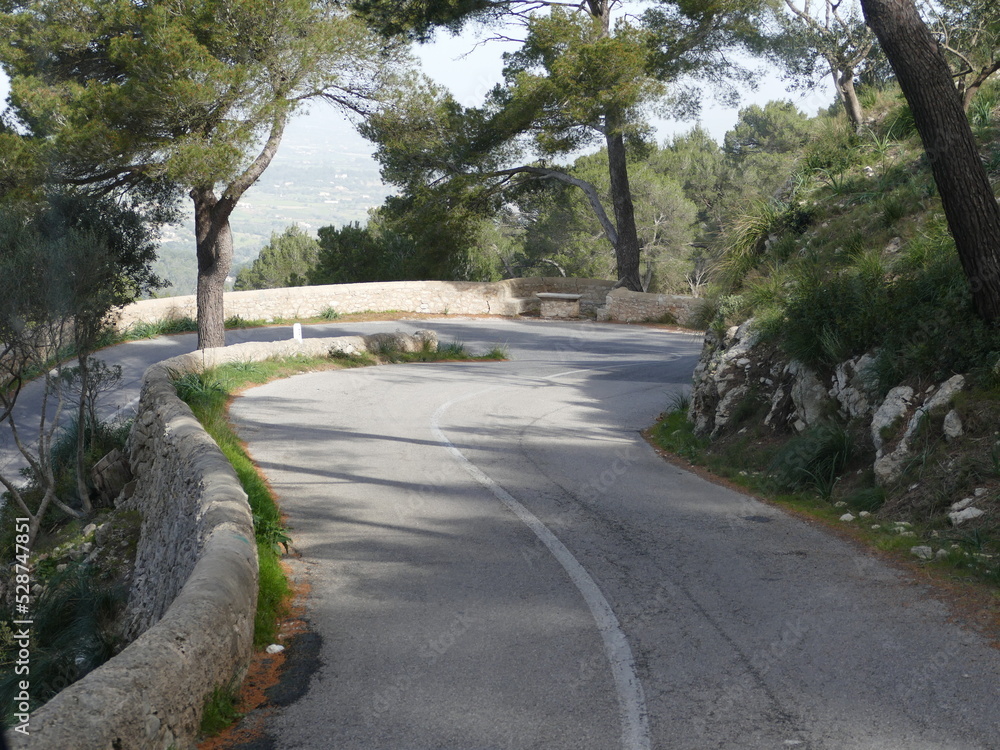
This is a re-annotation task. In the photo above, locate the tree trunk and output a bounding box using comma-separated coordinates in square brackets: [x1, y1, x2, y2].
[860, 0, 1000, 321]
[962, 61, 1000, 112]
[75, 354, 92, 514]
[192, 188, 237, 349]
[605, 128, 643, 292]
[836, 65, 865, 133]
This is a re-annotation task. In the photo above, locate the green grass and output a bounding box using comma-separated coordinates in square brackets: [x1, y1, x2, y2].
[173, 366, 293, 648]
[318, 306, 341, 320]
[200, 678, 243, 737]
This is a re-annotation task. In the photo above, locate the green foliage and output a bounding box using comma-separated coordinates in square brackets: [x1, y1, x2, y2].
[234, 226, 320, 291]
[357, 0, 771, 287]
[723, 101, 813, 164]
[769, 422, 853, 500]
[649, 395, 706, 463]
[123, 316, 199, 339]
[200, 678, 244, 737]
[0, 0, 402, 192]
[318, 306, 341, 321]
[717, 199, 810, 287]
[0, 193, 163, 348]
[0, 565, 128, 719]
[224, 316, 268, 330]
[309, 220, 419, 285]
[0, 0, 407, 346]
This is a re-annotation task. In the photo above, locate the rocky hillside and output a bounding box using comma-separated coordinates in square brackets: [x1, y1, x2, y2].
[658, 86, 1000, 590]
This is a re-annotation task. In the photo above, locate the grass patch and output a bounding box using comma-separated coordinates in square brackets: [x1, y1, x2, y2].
[200, 678, 243, 737]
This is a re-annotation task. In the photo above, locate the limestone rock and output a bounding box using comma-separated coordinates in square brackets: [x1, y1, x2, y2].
[840, 513, 856, 522]
[830, 353, 877, 420]
[788, 360, 829, 432]
[713, 385, 749, 436]
[91, 448, 134, 508]
[764, 386, 788, 428]
[871, 386, 914, 454]
[943, 409, 963, 440]
[872, 376, 966, 485]
[910, 546, 934, 561]
[949, 507, 985, 525]
[951, 497, 975, 512]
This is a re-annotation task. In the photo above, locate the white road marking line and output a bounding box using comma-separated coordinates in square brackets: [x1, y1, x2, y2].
[431, 391, 652, 750]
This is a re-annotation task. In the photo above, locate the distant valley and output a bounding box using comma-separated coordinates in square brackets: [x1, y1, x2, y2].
[152, 109, 391, 297]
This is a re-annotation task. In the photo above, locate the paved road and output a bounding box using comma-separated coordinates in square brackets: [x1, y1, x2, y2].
[228, 320, 1000, 750]
[0, 319, 513, 477]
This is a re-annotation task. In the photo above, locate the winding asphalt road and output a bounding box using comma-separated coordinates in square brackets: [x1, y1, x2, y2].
[4, 319, 999, 747]
[223, 319, 1000, 750]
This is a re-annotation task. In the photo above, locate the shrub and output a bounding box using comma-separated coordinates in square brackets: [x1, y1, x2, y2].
[769, 421, 853, 500]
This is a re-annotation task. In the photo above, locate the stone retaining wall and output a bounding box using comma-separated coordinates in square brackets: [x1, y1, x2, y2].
[598, 287, 702, 325]
[117, 278, 620, 328]
[8, 332, 433, 750]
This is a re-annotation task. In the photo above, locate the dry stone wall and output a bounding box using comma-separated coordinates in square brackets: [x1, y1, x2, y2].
[118, 278, 619, 328]
[7, 355, 258, 750]
[598, 288, 701, 325]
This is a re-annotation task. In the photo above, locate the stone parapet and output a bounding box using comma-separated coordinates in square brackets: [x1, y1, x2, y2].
[598, 287, 702, 326]
[117, 278, 619, 329]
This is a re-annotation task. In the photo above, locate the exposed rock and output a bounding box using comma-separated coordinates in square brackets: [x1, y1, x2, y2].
[713, 385, 749, 436]
[840, 513, 856, 522]
[921, 375, 965, 416]
[872, 376, 966, 485]
[689, 321, 767, 437]
[830, 353, 877, 420]
[910, 546, 934, 560]
[91, 448, 134, 508]
[788, 360, 829, 432]
[764, 386, 792, 429]
[871, 386, 914, 454]
[874, 450, 908, 485]
[949, 507, 985, 525]
[885, 237, 903, 253]
[951, 497, 975, 512]
[943, 409, 964, 440]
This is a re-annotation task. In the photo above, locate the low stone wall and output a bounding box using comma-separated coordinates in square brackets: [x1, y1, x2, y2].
[8, 332, 433, 750]
[117, 278, 619, 328]
[598, 287, 702, 325]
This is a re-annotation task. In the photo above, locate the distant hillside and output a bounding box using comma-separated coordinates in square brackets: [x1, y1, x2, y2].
[152, 108, 391, 297]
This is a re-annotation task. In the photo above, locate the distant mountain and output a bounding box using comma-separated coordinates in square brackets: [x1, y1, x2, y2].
[152, 107, 392, 298]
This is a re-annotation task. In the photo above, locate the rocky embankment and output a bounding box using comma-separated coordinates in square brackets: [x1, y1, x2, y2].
[687, 320, 994, 535]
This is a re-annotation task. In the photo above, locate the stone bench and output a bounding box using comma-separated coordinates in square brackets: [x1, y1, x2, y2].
[536, 292, 583, 319]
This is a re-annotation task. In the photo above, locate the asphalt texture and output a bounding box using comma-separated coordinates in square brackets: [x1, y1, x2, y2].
[220, 319, 1000, 750]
